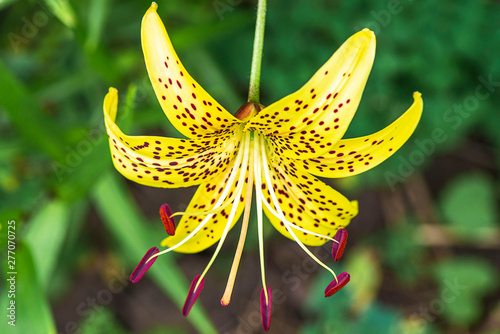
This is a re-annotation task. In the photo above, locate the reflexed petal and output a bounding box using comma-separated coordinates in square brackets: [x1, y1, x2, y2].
[183, 275, 204, 316]
[130, 247, 159, 283]
[325, 272, 350, 297]
[331, 228, 347, 261]
[295, 92, 423, 177]
[104, 88, 241, 188]
[261, 154, 358, 246]
[260, 287, 272, 331]
[246, 29, 376, 159]
[160, 204, 175, 235]
[142, 3, 241, 138]
[161, 159, 248, 253]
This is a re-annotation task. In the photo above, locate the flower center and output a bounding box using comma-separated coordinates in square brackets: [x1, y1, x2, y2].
[139, 130, 348, 321]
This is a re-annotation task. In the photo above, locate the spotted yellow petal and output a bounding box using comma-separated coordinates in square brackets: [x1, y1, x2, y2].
[246, 29, 375, 160]
[261, 153, 358, 246]
[161, 160, 248, 253]
[294, 92, 423, 178]
[104, 88, 241, 188]
[142, 3, 241, 138]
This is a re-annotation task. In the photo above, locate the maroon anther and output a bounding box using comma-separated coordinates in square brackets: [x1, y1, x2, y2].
[130, 247, 159, 283]
[324, 272, 350, 297]
[183, 275, 205, 316]
[160, 203, 175, 235]
[260, 287, 272, 331]
[331, 228, 348, 261]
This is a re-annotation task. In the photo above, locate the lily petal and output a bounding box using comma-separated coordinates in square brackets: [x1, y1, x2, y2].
[294, 92, 423, 178]
[260, 153, 358, 246]
[246, 29, 375, 159]
[160, 158, 248, 253]
[142, 3, 241, 138]
[104, 88, 241, 188]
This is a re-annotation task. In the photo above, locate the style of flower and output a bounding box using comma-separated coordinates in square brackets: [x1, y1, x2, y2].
[104, 3, 422, 331]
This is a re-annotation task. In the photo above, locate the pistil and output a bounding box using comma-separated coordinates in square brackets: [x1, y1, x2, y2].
[253, 135, 269, 304]
[191, 132, 251, 291]
[221, 138, 254, 306]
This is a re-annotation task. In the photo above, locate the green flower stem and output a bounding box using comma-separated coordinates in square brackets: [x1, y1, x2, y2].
[247, 0, 267, 104]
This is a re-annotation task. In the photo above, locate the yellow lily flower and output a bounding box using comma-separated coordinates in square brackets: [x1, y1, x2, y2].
[104, 3, 422, 330]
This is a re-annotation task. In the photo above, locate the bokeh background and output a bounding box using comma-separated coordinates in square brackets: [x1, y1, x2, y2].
[1, 0, 500, 333]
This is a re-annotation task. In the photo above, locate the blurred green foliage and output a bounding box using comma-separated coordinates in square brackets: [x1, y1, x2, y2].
[0, 0, 499, 333]
[440, 173, 498, 240]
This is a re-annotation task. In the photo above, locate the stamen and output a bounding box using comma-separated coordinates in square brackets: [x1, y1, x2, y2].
[260, 287, 272, 331]
[169, 175, 243, 219]
[195, 173, 245, 291]
[259, 137, 338, 280]
[150, 133, 249, 260]
[183, 275, 205, 316]
[252, 139, 334, 242]
[254, 135, 269, 303]
[193, 132, 251, 292]
[331, 228, 348, 261]
[271, 168, 336, 241]
[258, 194, 335, 241]
[160, 203, 175, 235]
[130, 247, 159, 283]
[325, 272, 350, 297]
[221, 145, 254, 306]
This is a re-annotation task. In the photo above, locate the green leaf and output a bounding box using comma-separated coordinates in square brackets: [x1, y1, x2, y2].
[43, 0, 77, 28]
[80, 308, 126, 334]
[380, 220, 424, 284]
[85, 0, 110, 52]
[432, 257, 499, 326]
[0, 0, 17, 10]
[93, 172, 217, 334]
[440, 173, 498, 241]
[54, 83, 137, 201]
[344, 247, 382, 313]
[24, 199, 72, 291]
[0, 59, 67, 162]
[53, 139, 112, 201]
[0, 243, 56, 334]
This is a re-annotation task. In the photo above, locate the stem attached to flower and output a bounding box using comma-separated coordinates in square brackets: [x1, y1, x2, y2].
[247, 0, 267, 104]
[221, 140, 254, 306]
